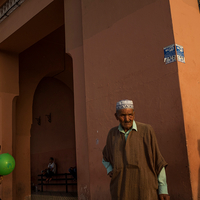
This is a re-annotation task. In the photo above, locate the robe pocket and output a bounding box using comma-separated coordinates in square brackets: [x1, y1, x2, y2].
[110, 168, 123, 196]
[111, 168, 123, 183]
[126, 164, 139, 169]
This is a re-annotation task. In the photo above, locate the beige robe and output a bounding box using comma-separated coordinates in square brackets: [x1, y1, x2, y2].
[103, 121, 167, 200]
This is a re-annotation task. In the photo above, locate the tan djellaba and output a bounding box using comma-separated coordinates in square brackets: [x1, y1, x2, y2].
[103, 122, 168, 200]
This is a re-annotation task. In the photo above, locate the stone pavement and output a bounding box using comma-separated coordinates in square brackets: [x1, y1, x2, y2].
[29, 192, 78, 200]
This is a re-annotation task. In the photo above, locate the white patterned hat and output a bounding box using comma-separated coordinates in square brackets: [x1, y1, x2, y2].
[116, 100, 134, 110]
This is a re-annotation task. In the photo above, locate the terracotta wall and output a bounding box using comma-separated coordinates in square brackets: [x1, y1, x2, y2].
[81, 0, 192, 199]
[0, 52, 19, 200]
[0, 0, 199, 199]
[0, 0, 64, 53]
[169, 0, 200, 199]
[0, 0, 75, 198]
[0, 4, 66, 199]
[64, 0, 91, 199]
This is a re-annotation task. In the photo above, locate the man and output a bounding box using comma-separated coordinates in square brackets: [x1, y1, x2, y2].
[42, 157, 56, 182]
[102, 100, 170, 200]
[68, 166, 77, 181]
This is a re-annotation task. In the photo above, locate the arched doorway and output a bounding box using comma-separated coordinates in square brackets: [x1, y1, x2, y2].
[30, 77, 76, 193]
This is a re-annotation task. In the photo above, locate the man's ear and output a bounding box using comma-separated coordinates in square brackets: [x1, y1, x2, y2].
[114, 113, 119, 120]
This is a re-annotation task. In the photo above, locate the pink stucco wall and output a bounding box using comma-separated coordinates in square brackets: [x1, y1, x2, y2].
[0, 0, 198, 199]
[81, 0, 192, 199]
[169, 0, 200, 199]
[0, 53, 19, 200]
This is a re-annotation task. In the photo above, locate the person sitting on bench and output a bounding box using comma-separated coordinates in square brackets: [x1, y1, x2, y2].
[68, 166, 77, 181]
[41, 157, 56, 182]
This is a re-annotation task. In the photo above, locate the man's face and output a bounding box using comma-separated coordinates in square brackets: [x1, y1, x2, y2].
[115, 108, 135, 132]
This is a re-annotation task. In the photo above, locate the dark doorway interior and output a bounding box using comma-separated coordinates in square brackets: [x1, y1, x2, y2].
[18, 26, 77, 193]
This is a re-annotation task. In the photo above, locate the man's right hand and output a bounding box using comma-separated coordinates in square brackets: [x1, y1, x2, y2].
[108, 171, 113, 178]
[159, 194, 170, 200]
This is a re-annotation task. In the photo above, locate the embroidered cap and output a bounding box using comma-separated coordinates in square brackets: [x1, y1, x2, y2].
[116, 100, 134, 111]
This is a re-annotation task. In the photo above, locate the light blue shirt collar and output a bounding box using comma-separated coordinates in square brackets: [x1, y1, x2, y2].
[118, 120, 137, 134]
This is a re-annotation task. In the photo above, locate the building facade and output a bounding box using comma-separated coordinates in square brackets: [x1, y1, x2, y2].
[0, 0, 199, 199]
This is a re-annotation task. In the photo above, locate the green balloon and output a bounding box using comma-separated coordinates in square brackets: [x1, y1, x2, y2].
[0, 153, 15, 175]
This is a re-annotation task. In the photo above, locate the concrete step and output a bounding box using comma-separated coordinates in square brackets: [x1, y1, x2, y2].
[31, 195, 78, 200]
[26, 192, 78, 200]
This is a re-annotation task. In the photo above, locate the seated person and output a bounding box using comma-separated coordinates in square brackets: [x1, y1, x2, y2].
[68, 166, 77, 181]
[41, 157, 56, 182]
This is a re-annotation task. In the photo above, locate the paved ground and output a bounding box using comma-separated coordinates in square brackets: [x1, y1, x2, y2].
[30, 192, 78, 200]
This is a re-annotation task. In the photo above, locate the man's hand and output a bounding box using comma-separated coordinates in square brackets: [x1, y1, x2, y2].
[108, 171, 113, 178]
[159, 194, 170, 200]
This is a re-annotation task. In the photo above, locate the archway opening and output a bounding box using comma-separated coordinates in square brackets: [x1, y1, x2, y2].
[17, 25, 77, 195]
[31, 77, 76, 193]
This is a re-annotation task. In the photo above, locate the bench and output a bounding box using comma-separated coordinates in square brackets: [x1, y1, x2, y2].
[38, 173, 77, 193]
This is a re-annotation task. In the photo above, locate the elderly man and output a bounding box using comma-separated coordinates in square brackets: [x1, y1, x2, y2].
[102, 100, 170, 200]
